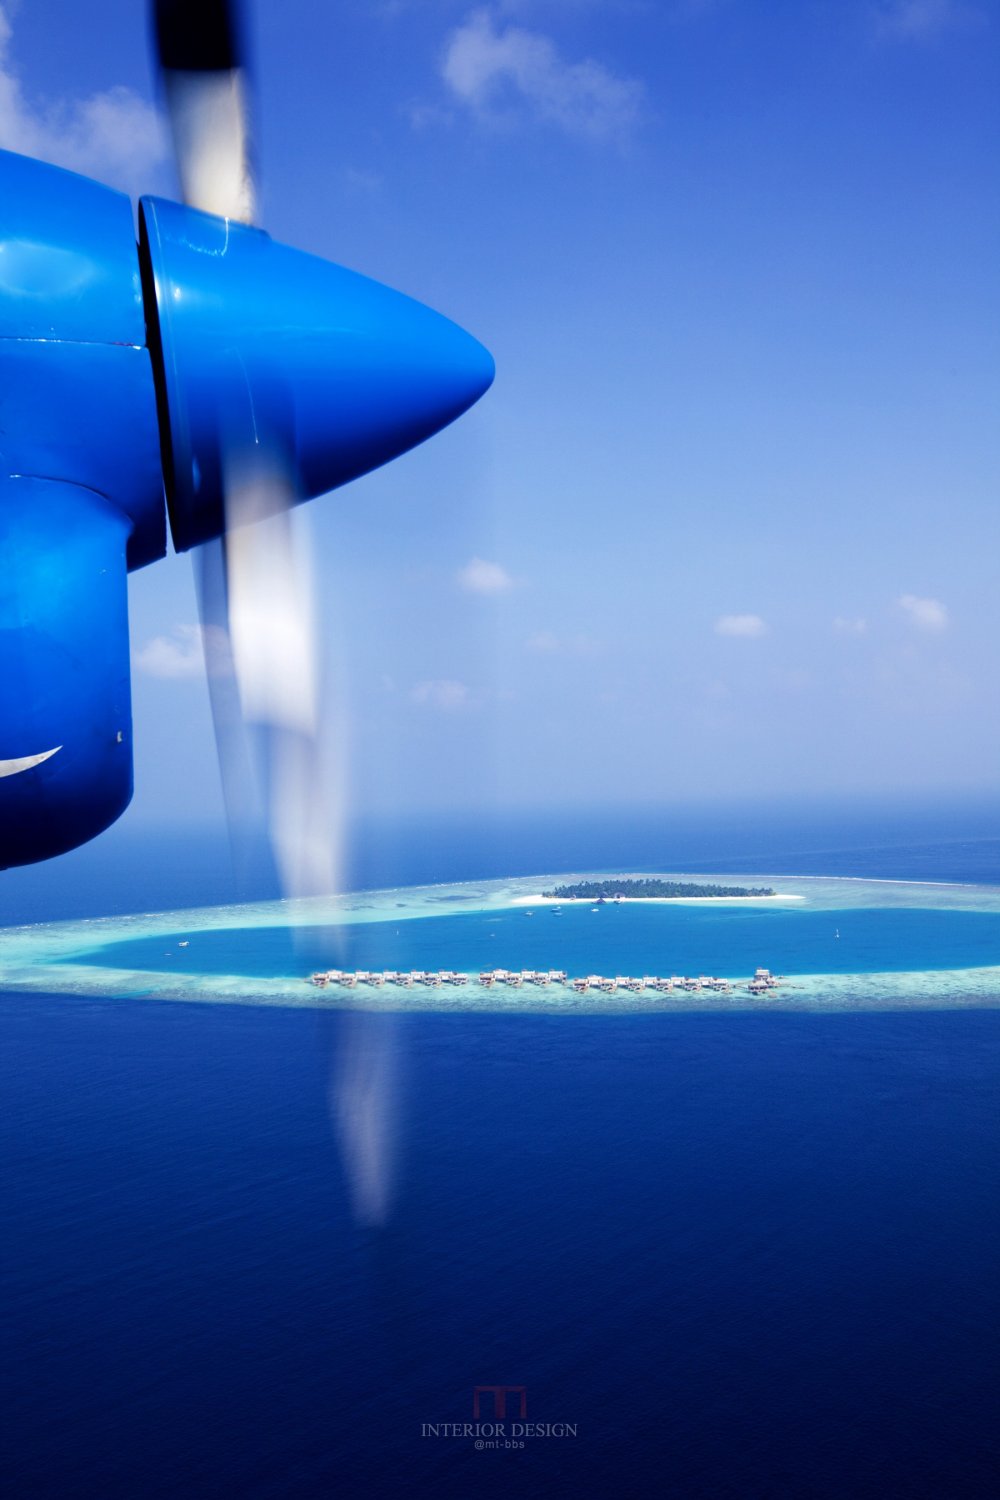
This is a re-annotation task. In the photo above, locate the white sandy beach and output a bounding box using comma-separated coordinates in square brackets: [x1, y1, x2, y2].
[509, 892, 805, 907]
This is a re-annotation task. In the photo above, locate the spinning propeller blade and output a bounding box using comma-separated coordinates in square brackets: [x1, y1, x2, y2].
[152, 0, 256, 223]
[151, 0, 338, 900]
[148, 0, 492, 1225]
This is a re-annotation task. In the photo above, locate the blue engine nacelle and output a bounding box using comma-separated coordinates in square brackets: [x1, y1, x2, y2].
[0, 479, 135, 865]
[0, 150, 493, 868]
[0, 154, 165, 867]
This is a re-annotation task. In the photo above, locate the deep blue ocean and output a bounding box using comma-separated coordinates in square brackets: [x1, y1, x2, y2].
[3, 799, 1000, 1497]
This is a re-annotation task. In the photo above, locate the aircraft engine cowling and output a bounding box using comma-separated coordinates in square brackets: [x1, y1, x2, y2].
[0, 148, 494, 870]
[0, 151, 166, 868]
[138, 196, 495, 550]
[0, 478, 133, 868]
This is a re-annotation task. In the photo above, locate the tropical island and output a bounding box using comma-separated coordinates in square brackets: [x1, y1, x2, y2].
[542, 879, 776, 900]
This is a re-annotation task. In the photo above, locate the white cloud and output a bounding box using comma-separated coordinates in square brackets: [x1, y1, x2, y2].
[524, 630, 600, 655]
[525, 629, 561, 653]
[874, 0, 984, 39]
[134, 624, 231, 680]
[833, 615, 868, 635]
[897, 594, 950, 631]
[0, 5, 167, 197]
[714, 613, 768, 639]
[344, 166, 384, 195]
[441, 8, 643, 140]
[410, 678, 471, 709]
[457, 556, 515, 594]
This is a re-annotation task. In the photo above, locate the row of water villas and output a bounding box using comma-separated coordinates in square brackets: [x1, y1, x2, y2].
[309, 968, 473, 989]
[309, 967, 783, 995]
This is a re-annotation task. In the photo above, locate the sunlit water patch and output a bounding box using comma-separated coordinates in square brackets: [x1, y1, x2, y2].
[75, 903, 1000, 983]
[5, 871, 1000, 1011]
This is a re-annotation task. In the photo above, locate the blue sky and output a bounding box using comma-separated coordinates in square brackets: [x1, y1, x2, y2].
[2, 0, 998, 826]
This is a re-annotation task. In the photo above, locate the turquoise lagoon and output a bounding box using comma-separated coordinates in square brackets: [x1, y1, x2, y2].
[7, 871, 1000, 1011]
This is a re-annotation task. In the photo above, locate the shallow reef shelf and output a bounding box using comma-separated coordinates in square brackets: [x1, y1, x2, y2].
[3, 872, 1000, 1013]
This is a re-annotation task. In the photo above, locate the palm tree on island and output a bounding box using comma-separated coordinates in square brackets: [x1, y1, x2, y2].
[542, 879, 776, 900]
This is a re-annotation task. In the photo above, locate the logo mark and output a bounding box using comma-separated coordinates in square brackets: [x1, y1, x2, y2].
[0, 746, 61, 779]
[473, 1386, 527, 1419]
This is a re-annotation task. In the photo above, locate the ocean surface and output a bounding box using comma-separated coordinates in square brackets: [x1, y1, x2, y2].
[3, 802, 1000, 1497]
